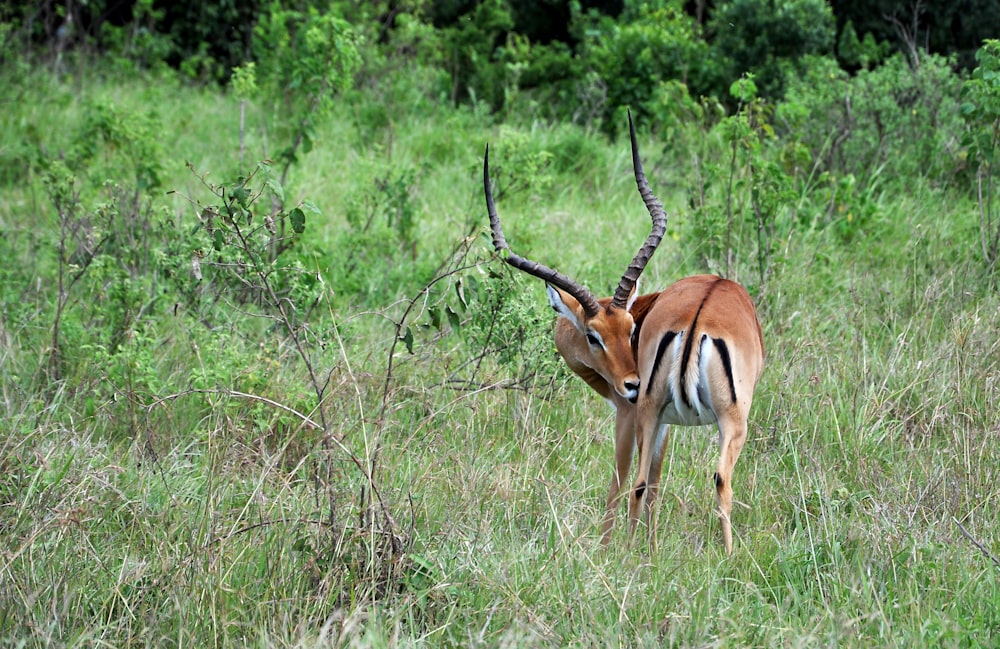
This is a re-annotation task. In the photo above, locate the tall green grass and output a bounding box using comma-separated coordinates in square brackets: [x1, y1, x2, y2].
[1, 63, 998, 648]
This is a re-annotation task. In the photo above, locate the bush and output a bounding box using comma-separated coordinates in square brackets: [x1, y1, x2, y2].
[777, 51, 965, 186]
[961, 39, 1000, 269]
[331, 165, 439, 307]
[438, 0, 514, 108]
[251, 2, 362, 180]
[574, 1, 716, 133]
[708, 0, 836, 101]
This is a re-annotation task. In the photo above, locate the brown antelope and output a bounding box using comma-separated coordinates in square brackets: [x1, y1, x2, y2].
[484, 114, 764, 554]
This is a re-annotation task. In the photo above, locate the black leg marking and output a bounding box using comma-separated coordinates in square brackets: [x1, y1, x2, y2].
[645, 330, 677, 395]
[714, 472, 723, 489]
[634, 482, 646, 500]
[713, 337, 738, 405]
[656, 387, 675, 420]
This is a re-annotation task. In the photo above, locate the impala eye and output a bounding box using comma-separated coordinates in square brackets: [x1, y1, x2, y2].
[586, 332, 602, 348]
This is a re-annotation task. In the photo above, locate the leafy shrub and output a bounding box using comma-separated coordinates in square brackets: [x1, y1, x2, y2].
[961, 39, 1000, 269]
[181, 162, 320, 313]
[331, 165, 440, 307]
[160, 0, 261, 81]
[575, 1, 716, 133]
[457, 265, 565, 393]
[836, 19, 891, 70]
[345, 4, 452, 136]
[687, 75, 796, 288]
[489, 126, 555, 199]
[494, 33, 580, 121]
[96, 0, 173, 75]
[68, 101, 165, 191]
[35, 96, 167, 383]
[708, 0, 836, 101]
[252, 3, 361, 176]
[438, 0, 514, 108]
[777, 51, 965, 186]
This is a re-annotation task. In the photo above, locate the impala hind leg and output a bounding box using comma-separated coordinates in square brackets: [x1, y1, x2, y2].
[714, 413, 748, 555]
[601, 407, 636, 546]
[627, 406, 662, 543]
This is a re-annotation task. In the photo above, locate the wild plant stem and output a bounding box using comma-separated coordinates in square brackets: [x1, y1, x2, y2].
[239, 99, 246, 166]
[725, 128, 738, 278]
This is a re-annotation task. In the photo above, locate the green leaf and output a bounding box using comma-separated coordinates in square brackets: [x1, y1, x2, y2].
[230, 179, 249, 206]
[289, 207, 306, 234]
[446, 305, 461, 331]
[401, 327, 414, 353]
[213, 229, 225, 251]
[266, 177, 285, 204]
[299, 200, 323, 216]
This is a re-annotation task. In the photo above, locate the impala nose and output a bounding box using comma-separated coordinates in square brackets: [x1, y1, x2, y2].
[624, 379, 640, 403]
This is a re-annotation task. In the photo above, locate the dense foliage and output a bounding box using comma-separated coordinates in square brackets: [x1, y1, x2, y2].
[2, 1, 999, 647]
[2, 0, 996, 111]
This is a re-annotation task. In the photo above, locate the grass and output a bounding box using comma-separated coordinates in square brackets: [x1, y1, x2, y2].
[1, 61, 999, 648]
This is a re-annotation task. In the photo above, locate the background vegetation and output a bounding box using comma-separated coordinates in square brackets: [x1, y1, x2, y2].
[1, 0, 999, 646]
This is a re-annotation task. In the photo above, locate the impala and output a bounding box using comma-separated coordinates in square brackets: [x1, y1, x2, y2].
[483, 114, 765, 554]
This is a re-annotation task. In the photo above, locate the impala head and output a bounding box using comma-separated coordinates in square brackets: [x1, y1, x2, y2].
[484, 111, 667, 404]
[546, 284, 642, 402]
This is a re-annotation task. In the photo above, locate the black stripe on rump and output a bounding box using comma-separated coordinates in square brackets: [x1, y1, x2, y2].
[677, 312, 703, 407]
[713, 337, 738, 405]
[645, 330, 677, 395]
[678, 279, 723, 407]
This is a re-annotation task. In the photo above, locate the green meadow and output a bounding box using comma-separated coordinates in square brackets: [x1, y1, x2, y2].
[2, 27, 1000, 649]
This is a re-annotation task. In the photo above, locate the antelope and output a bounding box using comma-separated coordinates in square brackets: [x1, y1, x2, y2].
[483, 114, 764, 554]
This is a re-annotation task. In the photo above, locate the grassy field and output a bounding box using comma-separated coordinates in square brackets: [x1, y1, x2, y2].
[1, 62, 999, 648]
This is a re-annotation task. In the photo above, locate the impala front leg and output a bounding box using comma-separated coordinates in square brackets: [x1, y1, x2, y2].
[641, 422, 670, 547]
[627, 400, 660, 542]
[601, 403, 636, 545]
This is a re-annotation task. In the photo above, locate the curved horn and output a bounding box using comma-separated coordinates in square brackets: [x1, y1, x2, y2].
[611, 111, 668, 309]
[484, 145, 601, 318]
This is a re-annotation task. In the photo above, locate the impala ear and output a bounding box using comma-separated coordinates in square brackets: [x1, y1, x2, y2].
[626, 278, 640, 312]
[546, 284, 585, 331]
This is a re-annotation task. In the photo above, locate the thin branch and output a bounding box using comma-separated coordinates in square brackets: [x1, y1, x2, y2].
[144, 386, 375, 472]
[377, 232, 481, 426]
[953, 516, 1000, 570]
[206, 517, 339, 545]
[886, 0, 925, 68]
[725, 123, 738, 279]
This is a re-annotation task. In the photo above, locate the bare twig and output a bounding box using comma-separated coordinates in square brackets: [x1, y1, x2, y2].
[725, 118, 738, 279]
[145, 387, 375, 477]
[886, 0, 925, 68]
[377, 230, 482, 427]
[978, 165, 991, 266]
[953, 516, 1000, 570]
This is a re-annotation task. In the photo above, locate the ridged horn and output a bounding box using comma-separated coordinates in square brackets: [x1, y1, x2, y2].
[484, 145, 602, 318]
[611, 110, 667, 309]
